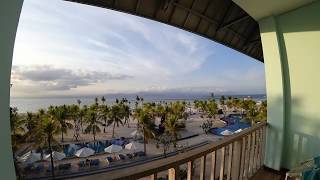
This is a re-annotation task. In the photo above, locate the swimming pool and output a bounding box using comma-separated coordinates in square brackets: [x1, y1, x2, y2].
[210, 122, 251, 136]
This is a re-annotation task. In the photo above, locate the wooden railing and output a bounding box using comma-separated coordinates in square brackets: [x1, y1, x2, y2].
[76, 122, 267, 180]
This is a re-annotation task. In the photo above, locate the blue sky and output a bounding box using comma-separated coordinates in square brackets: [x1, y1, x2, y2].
[11, 0, 266, 97]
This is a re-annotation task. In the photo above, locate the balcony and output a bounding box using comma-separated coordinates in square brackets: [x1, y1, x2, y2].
[41, 122, 267, 180]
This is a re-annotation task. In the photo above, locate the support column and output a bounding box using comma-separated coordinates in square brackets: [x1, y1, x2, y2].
[259, 1, 320, 170]
[0, 1, 24, 180]
[259, 16, 286, 170]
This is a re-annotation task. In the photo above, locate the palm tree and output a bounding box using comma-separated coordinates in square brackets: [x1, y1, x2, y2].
[26, 110, 52, 161]
[77, 99, 82, 106]
[68, 104, 81, 141]
[38, 108, 46, 118]
[219, 95, 226, 118]
[135, 108, 155, 154]
[99, 104, 109, 133]
[25, 112, 36, 132]
[41, 117, 60, 177]
[49, 105, 73, 142]
[95, 97, 99, 106]
[108, 104, 124, 138]
[10, 107, 25, 151]
[84, 105, 102, 141]
[206, 99, 218, 119]
[257, 100, 267, 122]
[80, 105, 88, 133]
[164, 114, 181, 148]
[120, 103, 131, 128]
[101, 96, 106, 105]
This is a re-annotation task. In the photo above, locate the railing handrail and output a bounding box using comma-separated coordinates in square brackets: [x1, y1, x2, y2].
[74, 121, 267, 180]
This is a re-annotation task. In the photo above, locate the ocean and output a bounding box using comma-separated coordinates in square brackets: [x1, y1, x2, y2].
[10, 94, 266, 113]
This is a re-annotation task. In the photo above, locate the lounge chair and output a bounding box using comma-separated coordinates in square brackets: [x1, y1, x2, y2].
[90, 159, 100, 167]
[78, 161, 86, 168]
[118, 154, 126, 160]
[35, 164, 44, 172]
[126, 153, 133, 159]
[135, 151, 146, 157]
[47, 165, 54, 173]
[24, 164, 33, 171]
[58, 163, 71, 171]
[106, 156, 113, 164]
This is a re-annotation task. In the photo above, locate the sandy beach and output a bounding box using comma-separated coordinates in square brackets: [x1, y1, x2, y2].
[19, 111, 230, 179]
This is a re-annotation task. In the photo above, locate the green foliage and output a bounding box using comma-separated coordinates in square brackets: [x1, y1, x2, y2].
[10, 94, 266, 160]
[164, 114, 182, 148]
[48, 105, 73, 142]
[156, 131, 174, 156]
[108, 103, 125, 138]
[194, 99, 218, 119]
[134, 108, 156, 154]
[241, 99, 267, 124]
[200, 120, 213, 134]
[10, 107, 25, 151]
[84, 105, 103, 141]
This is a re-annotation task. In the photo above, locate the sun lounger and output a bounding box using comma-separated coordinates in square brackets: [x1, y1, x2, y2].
[24, 164, 33, 171]
[58, 163, 71, 171]
[118, 154, 126, 160]
[126, 153, 133, 159]
[78, 161, 86, 168]
[106, 156, 113, 164]
[90, 159, 100, 167]
[47, 165, 54, 173]
[35, 164, 44, 172]
[134, 151, 146, 157]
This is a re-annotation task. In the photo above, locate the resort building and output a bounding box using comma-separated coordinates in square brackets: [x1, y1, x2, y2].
[1, 0, 320, 179]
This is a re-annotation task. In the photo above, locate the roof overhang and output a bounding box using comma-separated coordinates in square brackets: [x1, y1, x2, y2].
[232, 0, 317, 20]
[66, 0, 264, 62]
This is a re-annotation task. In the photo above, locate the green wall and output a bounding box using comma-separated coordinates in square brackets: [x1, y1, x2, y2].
[260, 1, 320, 170]
[0, 0, 24, 179]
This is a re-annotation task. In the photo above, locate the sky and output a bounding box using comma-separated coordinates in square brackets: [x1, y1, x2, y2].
[11, 0, 266, 98]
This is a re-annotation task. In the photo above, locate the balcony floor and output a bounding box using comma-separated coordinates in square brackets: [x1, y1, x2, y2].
[250, 167, 284, 180]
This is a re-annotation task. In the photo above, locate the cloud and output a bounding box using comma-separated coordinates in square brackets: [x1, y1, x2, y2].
[11, 0, 265, 97]
[14, 0, 215, 77]
[11, 65, 132, 91]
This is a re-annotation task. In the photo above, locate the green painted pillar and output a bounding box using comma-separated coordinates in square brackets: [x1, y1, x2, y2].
[259, 1, 320, 170]
[0, 0, 24, 179]
[259, 16, 286, 170]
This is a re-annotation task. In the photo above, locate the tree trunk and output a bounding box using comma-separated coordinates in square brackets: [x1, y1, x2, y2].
[93, 125, 96, 142]
[48, 136, 55, 178]
[143, 128, 147, 154]
[127, 118, 130, 128]
[104, 119, 106, 133]
[61, 130, 64, 142]
[80, 119, 83, 133]
[112, 122, 116, 138]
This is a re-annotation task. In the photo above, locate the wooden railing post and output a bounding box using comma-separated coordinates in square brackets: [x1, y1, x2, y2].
[239, 137, 246, 180]
[187, 161, 193, 180]
[253, 130, 260, 172]
[219, 147, 225, 180]
[168, 166, 179, 180]
[260, 125, 266, 167]
[226, 143, 233, 180]
[210, 151, 216, 180]
[244, 134, 251, 179]
[200, 155, 206, 180]
[231, 140, 242, 180]
[150, 173, 157, 180]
